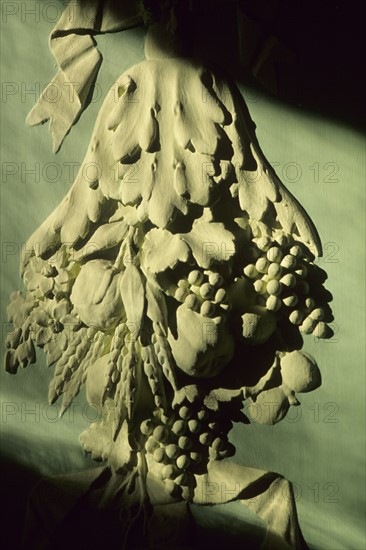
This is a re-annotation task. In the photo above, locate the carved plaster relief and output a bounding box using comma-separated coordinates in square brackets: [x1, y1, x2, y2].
[5, 1, 333, 547]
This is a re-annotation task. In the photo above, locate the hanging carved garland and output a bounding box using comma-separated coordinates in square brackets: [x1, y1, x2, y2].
[4, 1, 333, 547]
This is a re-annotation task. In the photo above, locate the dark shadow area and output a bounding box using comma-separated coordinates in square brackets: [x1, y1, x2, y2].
[0, 457, 41, 550]
[98, 0, 366, 132]
[0, 461, 303, 550]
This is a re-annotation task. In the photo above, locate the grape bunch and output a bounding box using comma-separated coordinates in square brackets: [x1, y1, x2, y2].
[140, 400, 235, 501]
[243, 232, 330, 338]
[173, 269, 230, 317]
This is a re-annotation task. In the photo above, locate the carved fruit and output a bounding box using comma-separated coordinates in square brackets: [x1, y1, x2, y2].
[168, 306, 234, 378]
[280, 351, 321, 393]
[241, 310, 276, 344]
[248, 387, 290, 425]
[71, 260, 125, 330]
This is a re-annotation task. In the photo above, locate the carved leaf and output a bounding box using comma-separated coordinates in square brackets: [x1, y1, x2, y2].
[212, 76, 322, 255]
[145, 279, 168, 330]
[25, 178, 106, 263]
[87, 60, 229, 228]
[73, 220, 128, 261]
[7, 291, 37, 327]
[108, 420, 134, 471]
[80, 401, 133, 467]
[80, 417, 113, 462]
[181, 220, 236, 269]
[172, 385, 199, 408]
[142, 228, 190, 273]
[86, 352, 114, 407]
[119, 264, 145, 334]
[203, 388, 242, 411]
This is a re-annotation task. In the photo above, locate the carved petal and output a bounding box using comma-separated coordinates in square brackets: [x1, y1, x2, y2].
[7, 292, 36, 326]
[52, 299, 71, 319]
[31, 308, 50, 327]
[17, 339, 36, 367]
[5, 350, 20, 374]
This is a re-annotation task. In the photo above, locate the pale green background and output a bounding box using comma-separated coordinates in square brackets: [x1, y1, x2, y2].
[1, 5, 365, 549]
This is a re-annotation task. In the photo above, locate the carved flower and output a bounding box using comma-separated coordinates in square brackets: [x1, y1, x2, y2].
[29, 298, 76, 346]
[5, 294, 75, 372]
[23, 256, 56, 298]
[22, 246, 80, 301]
[7, 291, 38, 328]
[49, 246, 80, 298]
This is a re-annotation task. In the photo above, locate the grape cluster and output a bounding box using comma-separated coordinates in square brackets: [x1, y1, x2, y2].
[243, 233, 329, 338]
[141, 401, 235, 501]
[174, 269, 230, 317]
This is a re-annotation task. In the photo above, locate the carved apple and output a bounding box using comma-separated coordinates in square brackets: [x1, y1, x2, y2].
[71, 260, 125, 330]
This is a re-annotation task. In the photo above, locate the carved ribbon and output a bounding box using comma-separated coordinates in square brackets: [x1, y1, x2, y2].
[26, 0, 142, 153]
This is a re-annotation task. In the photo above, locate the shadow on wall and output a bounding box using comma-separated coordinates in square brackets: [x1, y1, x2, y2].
[101, 0, 365, 132]
[0, 458, 300, 550]
[0, 457, 40, 550]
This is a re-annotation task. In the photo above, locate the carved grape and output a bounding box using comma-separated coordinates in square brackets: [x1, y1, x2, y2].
[241, 230, 331, 340]
[141, 396, 237, 500]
